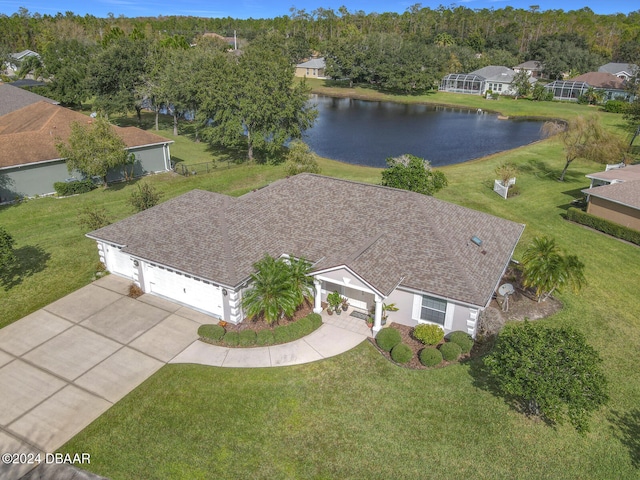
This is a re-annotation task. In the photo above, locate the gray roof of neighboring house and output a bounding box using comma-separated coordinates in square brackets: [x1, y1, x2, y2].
[586, 164, 640, 183]
[514, 60, 543, 70]
[296, 57, 325, 69]
[88, 174, 524, 307]
[470, 65, 517, 83]
[0, 83, 58, 116]
[10, 49, 39, 60]
[582, 181, 640, 210]
[598, 63, 637, 75]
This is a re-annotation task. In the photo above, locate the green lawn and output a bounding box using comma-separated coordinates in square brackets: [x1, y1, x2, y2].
[2, 95, 640, 478]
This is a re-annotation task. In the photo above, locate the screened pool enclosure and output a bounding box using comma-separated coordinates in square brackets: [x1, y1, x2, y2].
[544, 80, 589, 101]
[439, 74, 484, 94]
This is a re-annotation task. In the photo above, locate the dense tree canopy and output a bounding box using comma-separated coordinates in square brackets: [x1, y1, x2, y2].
[55, 118, 129, 186]
[485, 321, 608, 433]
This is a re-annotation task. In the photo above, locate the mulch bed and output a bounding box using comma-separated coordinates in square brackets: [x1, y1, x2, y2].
[369, 323, 471, 370]
[223, 301, 315, 333]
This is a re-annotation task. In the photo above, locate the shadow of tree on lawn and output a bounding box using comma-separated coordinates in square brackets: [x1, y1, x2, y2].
[464, 348, 556, 429]
[0, 245, 51, 290]
[609, 409, 640, 469]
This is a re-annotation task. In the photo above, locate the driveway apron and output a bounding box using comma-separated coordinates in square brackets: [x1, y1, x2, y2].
[0, 275, 205, 480]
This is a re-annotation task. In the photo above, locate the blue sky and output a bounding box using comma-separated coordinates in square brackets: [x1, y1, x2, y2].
[0, 0, 635, 19]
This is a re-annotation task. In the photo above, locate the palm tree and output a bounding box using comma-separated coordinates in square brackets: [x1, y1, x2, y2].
[286, 256, 314, 306]
[242, 255, 299, 324]
[521, 236, 586, 302]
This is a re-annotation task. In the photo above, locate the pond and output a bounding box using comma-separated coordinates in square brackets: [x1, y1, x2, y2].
[302, 95, 545, 168]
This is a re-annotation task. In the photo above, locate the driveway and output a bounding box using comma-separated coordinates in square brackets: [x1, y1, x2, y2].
[0, 275, 212, 480]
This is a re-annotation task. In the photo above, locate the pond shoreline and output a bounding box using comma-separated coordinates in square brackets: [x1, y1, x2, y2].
[304, 92, 546, 168]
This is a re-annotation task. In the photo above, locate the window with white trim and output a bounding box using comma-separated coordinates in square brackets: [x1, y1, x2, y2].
[420, 295, 447, 325]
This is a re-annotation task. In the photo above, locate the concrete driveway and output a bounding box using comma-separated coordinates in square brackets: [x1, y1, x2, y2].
[0, 275, 212, 480]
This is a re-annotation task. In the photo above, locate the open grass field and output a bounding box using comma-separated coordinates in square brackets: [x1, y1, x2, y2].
[2, 92, 640, 478]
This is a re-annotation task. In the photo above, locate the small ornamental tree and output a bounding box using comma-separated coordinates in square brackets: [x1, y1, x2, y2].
[512, 70, 532, 99]
[55, 118, 129, 187]
[0, 226, 16, 273]
[381, 154, 448, 196]
[520, 236, 586, 302]
[129, 182, 163, 212]
[284, 140, 321, 176]
[484, 321, 608, 433]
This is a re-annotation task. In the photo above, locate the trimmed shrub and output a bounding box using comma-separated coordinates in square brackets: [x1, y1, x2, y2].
[390, 343, 413, 364]
[198, 324, 225, 342]
[566, 207, 640, 246]
[222, 331, 239, 347]
[307, 313, 322, 330]
[413, 324, 444, 346]
[273, 325, 291, 344]
[297, 316, 314, 335]
[239, 329, 257, 347]
[419, 348, 443, 367]
[256, 329, 274, 346]
[604, 100, 626, 113]
[506, 184, 521, 198]
[448, 331, 474, 354]
[440, 341, 462, 361]
[54, 179, 95, 197]
[289, 320, 306, 338]
[376, 327, 402, 352]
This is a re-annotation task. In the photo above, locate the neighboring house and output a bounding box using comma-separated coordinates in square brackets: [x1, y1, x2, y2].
[581, 164, 640, 231]
[3, 49, 40, 75]
[545, 71, 634, 102]
[513, 60, 544, 79]
[571, 72, 631, 101]
[0, 83, 58, 116]
[87, 174, 524, 338]
[585, 163, 640, 188]
[598, 62, 638, 81]
[0, 101, 173, 201]
[439, 65, 535, 96]
[295, 58, 326, 79]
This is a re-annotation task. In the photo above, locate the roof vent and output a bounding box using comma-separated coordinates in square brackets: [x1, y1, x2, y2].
[471, 236, 483, 247]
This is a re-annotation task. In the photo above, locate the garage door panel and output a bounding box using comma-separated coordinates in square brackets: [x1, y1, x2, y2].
[145, 265, 223, 316]
[104, 245, 133, 278]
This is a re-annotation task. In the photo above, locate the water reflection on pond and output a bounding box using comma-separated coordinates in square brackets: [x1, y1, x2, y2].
[303, 95, 544, 167]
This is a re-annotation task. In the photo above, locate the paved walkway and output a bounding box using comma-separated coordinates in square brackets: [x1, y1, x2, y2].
[0, 275, 368, 480]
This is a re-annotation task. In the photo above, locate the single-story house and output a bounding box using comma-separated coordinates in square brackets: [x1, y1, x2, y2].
[439, 65, 535, 96]
[513, 60, 544, 79]
[581, 181, 640, 231]
[598, 62, 638, 81]
[571, 72, 631, 101]
[0, 83, 59, 116]
[3, 49, 40, 75]
[0, 101, 173, 201]
[87, 174, 525, 338]
[581, 164, 640, 231]
[295, 58, 326, 79]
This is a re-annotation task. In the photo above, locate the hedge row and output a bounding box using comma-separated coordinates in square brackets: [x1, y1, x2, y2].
[198, 313, 322, 348]
[566, 207, 640, 246]
[54, 179, 95, 196]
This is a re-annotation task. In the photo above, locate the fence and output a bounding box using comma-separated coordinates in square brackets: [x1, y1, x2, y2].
[175, 160, 241, 176]
[493, 177, 516, 199]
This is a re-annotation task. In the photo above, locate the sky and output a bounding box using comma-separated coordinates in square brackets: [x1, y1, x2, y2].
[0, 0, 635, 19]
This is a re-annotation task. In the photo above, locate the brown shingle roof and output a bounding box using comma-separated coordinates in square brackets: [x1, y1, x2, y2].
[582, 181, 640, 210]
[586, 164, 640, 183]
[88, 175, 524, 307]
[0, 83, 58, 116]
[571, 72, 626, 90]
[0, 102, 172, 168]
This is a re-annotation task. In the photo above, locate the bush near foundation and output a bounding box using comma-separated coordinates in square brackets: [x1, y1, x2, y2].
[376, 327, 402, 352]
[198, 324, 225, 341]
[440, 342, 462, 361]
[419, 348, 443, 367]
[390, 343, 413, 364]
[448, 331, 474, 354]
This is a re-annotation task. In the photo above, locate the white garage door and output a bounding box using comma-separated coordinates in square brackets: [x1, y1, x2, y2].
[145, 264, 223, 317]
[103, 244, 134, 279]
